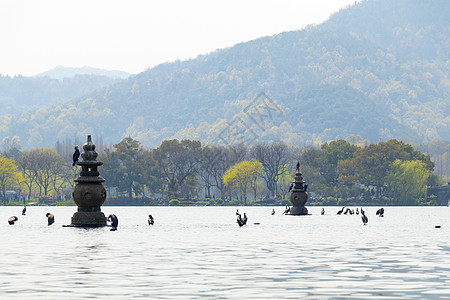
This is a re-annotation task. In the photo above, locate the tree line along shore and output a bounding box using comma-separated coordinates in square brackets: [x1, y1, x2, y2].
[0, 138, 447, 206]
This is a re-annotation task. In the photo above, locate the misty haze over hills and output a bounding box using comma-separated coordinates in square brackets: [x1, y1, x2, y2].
[35, 66, 132, 80]
[0, 0, 448, 149]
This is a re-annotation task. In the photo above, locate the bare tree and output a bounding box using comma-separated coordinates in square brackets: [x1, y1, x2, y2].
[16, 150, 39, 200]
[153, 139, 201, 199]
[251, 142, 290, 198]
[33, 148, 65, 197]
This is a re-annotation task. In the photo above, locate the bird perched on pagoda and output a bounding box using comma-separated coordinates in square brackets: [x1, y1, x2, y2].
[72, 145, 80, 166]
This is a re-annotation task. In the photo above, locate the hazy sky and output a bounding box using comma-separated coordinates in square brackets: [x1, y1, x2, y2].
[0, 0, 358, 76]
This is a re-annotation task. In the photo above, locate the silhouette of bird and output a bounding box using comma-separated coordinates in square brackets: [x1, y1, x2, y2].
[237, 212, 248, 227]
[283, 205, 291, 215]
[46, 213, 54, 226]
[271, 209, 275, 215]
[148, 214, 154, 225]
[242, 213, 247, 223]
[72, 146, 80, 166]
[288, 183, 293, 192]
[321, 208, 325, 215]
[376, 208, 384, 217]
[361, 210, 368, 225]
[337, 207, 345, 215]
[8, 216, 18, 225]
[22, 206, 26, 215]
[107, 214, 119, 231]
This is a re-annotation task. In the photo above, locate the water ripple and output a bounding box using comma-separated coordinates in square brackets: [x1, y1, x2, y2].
[1, 206, 450, 298]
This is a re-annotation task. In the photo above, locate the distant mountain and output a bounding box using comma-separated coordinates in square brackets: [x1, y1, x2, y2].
[35, 66, 131, 80]
[1, 0, 448, 149]
[0, 74, 123, 116]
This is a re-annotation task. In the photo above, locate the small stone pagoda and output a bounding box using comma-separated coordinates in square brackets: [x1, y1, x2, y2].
[288, 161, 309, 215]
[68, 135, 107, 227]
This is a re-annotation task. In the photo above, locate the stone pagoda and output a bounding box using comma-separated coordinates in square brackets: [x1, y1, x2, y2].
[68, 135, 107, 227]
[288, 161, 309, 215]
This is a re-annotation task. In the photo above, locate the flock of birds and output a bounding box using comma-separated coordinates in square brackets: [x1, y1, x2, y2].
[335, 206, 385, 225]
[6, 208, 155, 231]
[7, 208, 60, 226]
[7, 206, 385, 229]
[236, 206, 385, 227]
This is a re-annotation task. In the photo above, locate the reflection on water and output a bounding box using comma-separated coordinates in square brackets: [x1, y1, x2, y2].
[1, 206, 450, 299]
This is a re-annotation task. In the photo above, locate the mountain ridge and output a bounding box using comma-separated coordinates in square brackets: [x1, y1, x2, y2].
[35, 66, 132, 80]
[1, 0, 448, 148]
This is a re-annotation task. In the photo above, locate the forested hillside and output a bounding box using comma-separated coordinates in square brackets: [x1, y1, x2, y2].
[0, 0, 448, 148]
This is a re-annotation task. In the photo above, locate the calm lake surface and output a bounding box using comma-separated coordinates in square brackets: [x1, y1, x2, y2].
[1, 206, 450, 299]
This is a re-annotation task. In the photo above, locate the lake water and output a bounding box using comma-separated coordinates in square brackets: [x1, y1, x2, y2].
[1, 206, 450, 299]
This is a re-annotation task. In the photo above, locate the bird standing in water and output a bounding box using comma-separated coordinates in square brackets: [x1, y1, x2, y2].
[148, 214, 154, 225]
[361, 210, 368, 225]
[46, 213, 55, 226]
[72, 146, 80, 166]
[283, 205, 291, 215]
[8, 216, 18, 225]
[108, 214, 119, 231]
[376, 208, 385, 217]
[237, 212, 247, 227]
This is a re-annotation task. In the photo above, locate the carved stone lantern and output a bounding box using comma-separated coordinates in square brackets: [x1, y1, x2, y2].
[288, 161, 309, 215]
[68, 135, 107, 227]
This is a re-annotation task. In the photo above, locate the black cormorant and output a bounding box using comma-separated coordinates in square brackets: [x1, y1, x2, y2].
[237, 212, 248, 227]
[46, 213, 55, 226]
[107, 214, 119, 231]
[8, 216, 18, 225]
[148, 214, 154, 225]
[376, 208, 384, 217]
[361, 210, 368, 225]
[72, 146, 80, 166]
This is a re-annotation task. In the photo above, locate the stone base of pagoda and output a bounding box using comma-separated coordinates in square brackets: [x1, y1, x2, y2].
[64, 208, 107, 227]
[288, 206, 310, 215]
